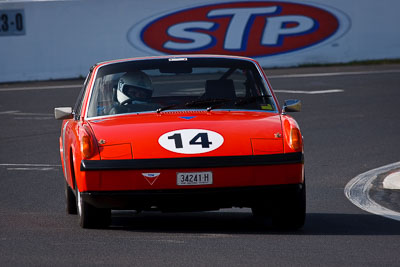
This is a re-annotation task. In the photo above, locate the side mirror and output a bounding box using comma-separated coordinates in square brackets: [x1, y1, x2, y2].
[54, 107, 73, 120]
[282, 99, 301, 113]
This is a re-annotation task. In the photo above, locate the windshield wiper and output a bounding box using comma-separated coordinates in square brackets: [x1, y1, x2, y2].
[156, 104, 179, 113]
[206, 99, 235, 111]
[157, 99, 232, 113]
[234, 95, 272, 106]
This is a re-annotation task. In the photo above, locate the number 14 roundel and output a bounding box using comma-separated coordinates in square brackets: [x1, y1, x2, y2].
[158, 129, 224, 154]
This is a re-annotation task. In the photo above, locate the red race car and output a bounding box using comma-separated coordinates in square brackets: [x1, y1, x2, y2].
[55, 55, 305, 229]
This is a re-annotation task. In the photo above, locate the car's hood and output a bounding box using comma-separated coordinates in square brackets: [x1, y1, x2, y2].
[88, 111, 283, 159]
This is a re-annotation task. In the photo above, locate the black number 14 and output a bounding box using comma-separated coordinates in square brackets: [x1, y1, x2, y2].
[168, 133, 212, 149]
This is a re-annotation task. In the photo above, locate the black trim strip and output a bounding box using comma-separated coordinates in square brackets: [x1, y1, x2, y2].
[81, 152, 303, 171]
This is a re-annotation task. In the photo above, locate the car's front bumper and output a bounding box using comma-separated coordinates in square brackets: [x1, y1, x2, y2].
[77, 152, 304, 194]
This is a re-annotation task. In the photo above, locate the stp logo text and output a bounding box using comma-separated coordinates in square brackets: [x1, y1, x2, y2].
[129, 1, 349, 58]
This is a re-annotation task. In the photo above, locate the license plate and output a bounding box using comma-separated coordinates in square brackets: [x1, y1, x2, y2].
[177, 171, 213, 186]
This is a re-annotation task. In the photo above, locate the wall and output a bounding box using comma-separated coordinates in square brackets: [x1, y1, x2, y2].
[1, 0, 399, 82]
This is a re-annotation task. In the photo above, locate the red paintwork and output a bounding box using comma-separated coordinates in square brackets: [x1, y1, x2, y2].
[59, 55, 303, 194]
[89, 111, 283, 159]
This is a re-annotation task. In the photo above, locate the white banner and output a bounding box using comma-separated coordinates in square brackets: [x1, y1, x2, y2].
[1, 0, 399, 82]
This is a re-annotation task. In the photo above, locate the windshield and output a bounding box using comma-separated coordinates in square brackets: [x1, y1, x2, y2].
[86, 58, 277, 118]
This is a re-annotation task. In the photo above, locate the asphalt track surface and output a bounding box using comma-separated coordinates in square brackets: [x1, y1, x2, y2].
[1, 64, 400, 266]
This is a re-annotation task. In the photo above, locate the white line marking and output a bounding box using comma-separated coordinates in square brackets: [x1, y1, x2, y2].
[383, 171, 400, 189]
[14, 117, 53, 120]
[0, 163, 61, 167]
[0, 110, 53, 118]
[0, 84, 81, 92]
[0, 111, 19, 115]
[7, 167, 58, 171]
[268, 69, 400, 79]
[13, 112, 52, 116]
[1, 163, 61, 171]
[344, 162, 400, 222]
[274, 89, 344, 94]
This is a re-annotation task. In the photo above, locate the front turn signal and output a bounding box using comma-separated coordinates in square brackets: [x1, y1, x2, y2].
[290, 128, 302, 151]
[81, 135, 94, 159]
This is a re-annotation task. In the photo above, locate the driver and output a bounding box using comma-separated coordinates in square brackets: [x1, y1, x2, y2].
[116, 71, 153, 105]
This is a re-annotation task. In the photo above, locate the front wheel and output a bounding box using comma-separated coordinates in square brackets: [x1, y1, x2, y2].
[252, 183, 306, 230]
[271, 182, 306, 230]
[76, 186, 111, 229]
[65, 181, 77, 215]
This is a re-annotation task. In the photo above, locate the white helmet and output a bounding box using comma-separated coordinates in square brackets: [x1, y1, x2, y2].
[117, 71, 153, 104]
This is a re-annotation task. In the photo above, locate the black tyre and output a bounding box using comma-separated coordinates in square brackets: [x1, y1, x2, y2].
[251, 203, 271, 218]
[271, 182, 306, 230]
[251, 182, 306, 230]
[65, 181, 77, 214]
[76, 186, 111, 229]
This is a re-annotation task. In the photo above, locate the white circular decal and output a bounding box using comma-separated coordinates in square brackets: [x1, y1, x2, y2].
[158, 129, 224, 154]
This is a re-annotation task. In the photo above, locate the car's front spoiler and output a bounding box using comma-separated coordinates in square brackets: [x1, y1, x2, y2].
[81, 184, 303, 210]
[80, 152, 303, 171]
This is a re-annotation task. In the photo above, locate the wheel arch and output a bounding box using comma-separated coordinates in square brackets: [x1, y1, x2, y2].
[69, 147, 78, 191]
